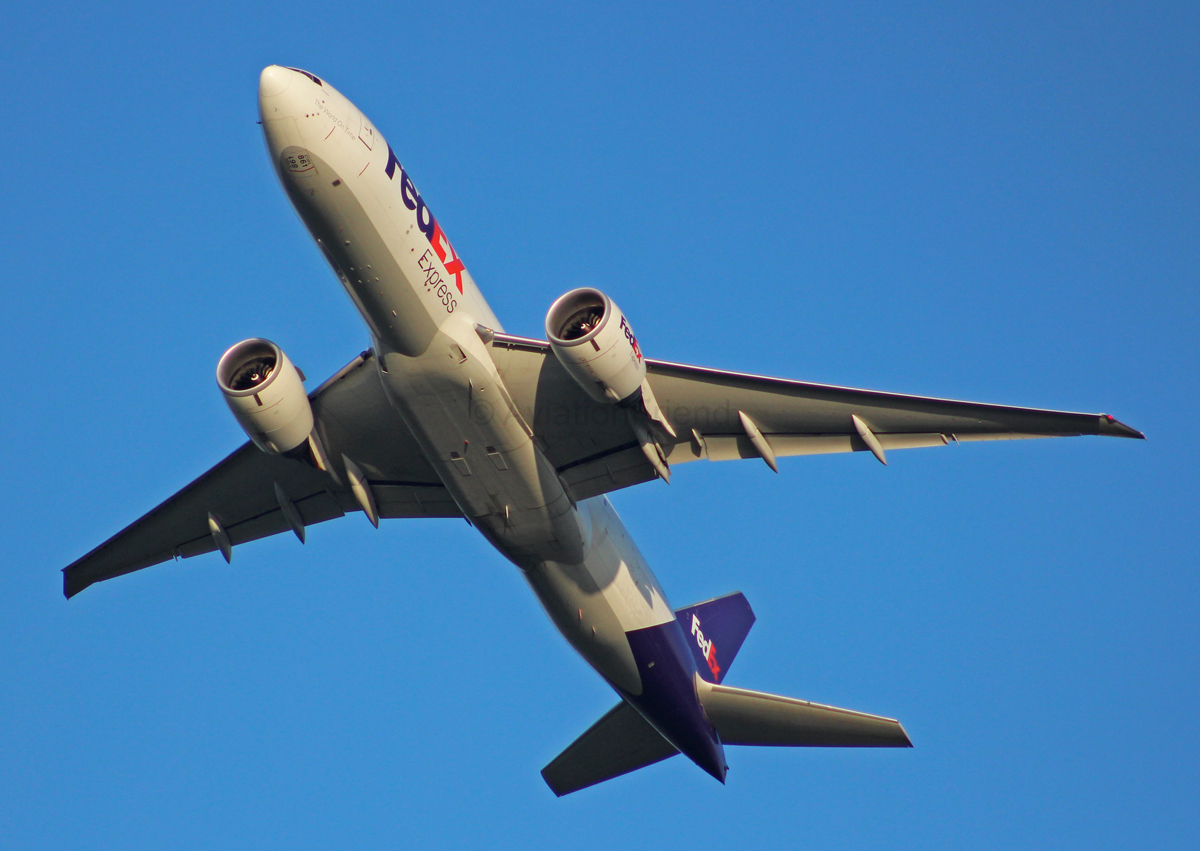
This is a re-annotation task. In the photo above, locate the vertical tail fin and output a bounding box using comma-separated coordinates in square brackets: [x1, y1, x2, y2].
[674, 592, 756, 683]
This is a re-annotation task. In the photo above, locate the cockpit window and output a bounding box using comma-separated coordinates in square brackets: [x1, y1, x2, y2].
[285, 67, 323, 86]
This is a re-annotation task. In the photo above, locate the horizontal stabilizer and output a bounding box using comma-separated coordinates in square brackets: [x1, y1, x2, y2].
[542, 701, 678, 796]
[697, 680, 912, 748]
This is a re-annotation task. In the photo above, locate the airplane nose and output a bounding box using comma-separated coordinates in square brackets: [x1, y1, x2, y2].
[259, 65, 293, 99]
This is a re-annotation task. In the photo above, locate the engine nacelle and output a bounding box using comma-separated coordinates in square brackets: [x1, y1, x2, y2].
[545, 288, 646, 404]
[216, 338, 314, 454]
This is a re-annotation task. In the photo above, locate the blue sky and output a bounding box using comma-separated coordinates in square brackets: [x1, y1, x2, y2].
[2, 2, 1196, 848]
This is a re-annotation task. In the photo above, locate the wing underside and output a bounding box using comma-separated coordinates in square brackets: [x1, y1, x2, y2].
[64, 336, 1142, 596]
[487, 333, 1142, 499]
[63, 351, 459, 598]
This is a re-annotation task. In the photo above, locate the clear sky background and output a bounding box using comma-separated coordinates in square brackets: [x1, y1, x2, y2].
[2, 2, 1196, 849]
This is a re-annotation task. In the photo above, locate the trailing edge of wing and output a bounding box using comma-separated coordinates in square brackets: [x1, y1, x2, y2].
[486, 332, 1143, 499]
[63, 353, 459, 598]
[63, 443, 345, 598]
[645, 357, 1145, 442]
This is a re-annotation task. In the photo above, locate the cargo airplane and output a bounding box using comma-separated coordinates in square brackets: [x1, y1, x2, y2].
[62, 66, 1144, 795]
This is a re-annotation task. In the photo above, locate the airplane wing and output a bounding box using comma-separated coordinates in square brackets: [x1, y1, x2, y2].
[488, 333, 1144, 499]
[67, 335, 1143, 597]
[63, 351, 459, 598]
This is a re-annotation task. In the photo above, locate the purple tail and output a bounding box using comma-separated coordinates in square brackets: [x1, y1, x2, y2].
[674, 592, 756, 684]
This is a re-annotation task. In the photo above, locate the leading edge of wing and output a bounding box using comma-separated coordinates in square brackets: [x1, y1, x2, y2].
[62, 351, 460, 598]
[487, 332, 1145, 440]
[62, 443, 263, 598]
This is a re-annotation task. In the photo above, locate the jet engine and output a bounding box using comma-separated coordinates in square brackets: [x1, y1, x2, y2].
[216, 338, 314, 454]
[546, 288, 676, 481]
[545, 288, 646, 405]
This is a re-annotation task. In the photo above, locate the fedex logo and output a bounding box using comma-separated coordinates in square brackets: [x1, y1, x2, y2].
[690, 614, 721, 680]
[619, 316, 643, 363]
[384, 144, 466, 295]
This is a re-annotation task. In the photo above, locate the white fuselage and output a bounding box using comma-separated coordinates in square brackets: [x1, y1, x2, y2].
[258, 66, 675, 698]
